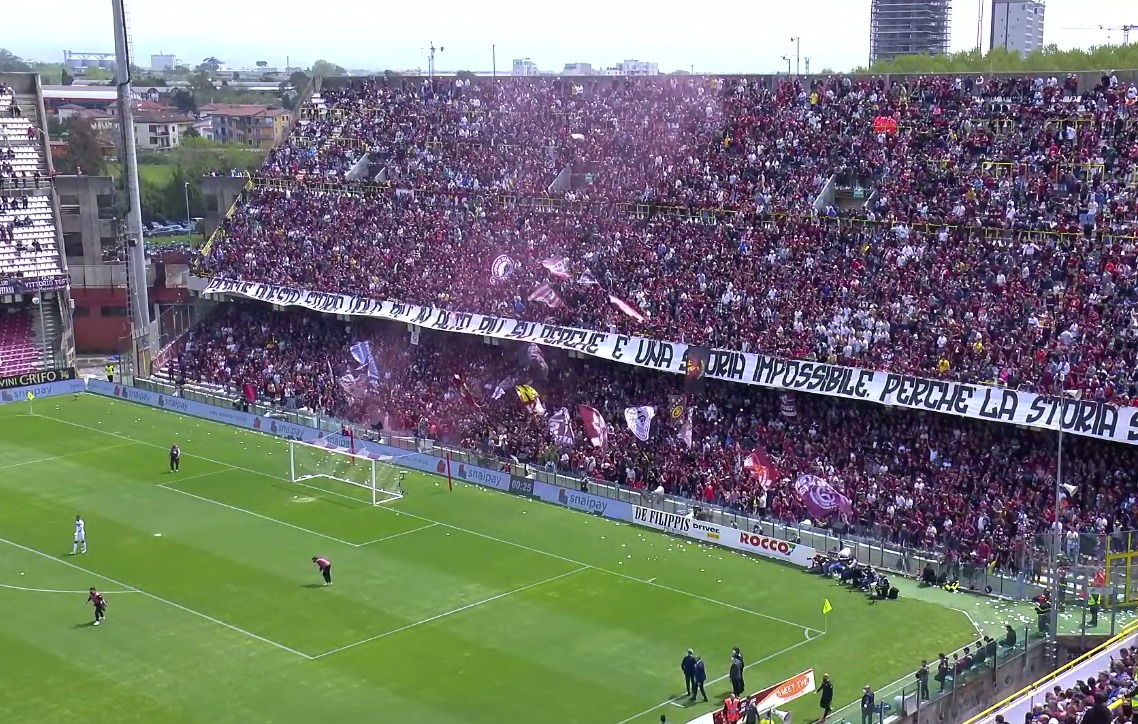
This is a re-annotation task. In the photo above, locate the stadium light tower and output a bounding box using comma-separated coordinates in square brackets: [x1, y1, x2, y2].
[111, 0, 154, 376]
[789, 36, 801, 76]
[427, 42, 444, 79]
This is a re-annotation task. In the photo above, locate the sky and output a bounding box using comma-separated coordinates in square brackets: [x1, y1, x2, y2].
[10, 0, 1138, 74]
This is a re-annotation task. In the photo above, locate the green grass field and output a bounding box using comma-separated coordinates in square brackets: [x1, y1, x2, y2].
[0, 395, 984, 724]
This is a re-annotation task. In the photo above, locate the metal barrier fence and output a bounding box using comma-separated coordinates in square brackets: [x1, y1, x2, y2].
[827, 622, 1041, 724]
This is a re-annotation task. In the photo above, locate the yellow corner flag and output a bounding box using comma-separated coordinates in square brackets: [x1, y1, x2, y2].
[822, 599, 833, 615]
[26, 392, 35, 401]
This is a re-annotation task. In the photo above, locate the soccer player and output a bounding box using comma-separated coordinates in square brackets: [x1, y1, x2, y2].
[169, 443, 180, 473]
[312, 556, 332, 586]
[87, 587, 107, 625]
[72, 515, 86, 555]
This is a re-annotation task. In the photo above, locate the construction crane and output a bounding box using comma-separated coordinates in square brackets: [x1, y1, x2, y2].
[1062, 24, 1138, 44]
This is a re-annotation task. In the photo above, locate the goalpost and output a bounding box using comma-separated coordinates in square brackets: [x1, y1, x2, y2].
[288, 436, 412, 505]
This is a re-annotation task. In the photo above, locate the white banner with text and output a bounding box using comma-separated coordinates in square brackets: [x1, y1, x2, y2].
[203, 278, 1138, 447]
[631, 506, 815, 567]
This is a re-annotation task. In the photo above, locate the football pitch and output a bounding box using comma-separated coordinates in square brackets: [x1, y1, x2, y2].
[0, 395, 979, 724]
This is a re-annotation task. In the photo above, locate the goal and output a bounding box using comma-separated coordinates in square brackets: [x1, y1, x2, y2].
[288, 436, 409, 505]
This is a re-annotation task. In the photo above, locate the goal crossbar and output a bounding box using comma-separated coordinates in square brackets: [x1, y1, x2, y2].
[288, 437, 408, 505]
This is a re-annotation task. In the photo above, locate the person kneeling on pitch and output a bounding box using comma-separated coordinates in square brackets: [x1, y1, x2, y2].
[313, 556, 332, 586]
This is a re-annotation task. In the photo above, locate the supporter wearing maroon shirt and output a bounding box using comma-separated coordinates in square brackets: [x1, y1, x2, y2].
[87, 587, 107, 625]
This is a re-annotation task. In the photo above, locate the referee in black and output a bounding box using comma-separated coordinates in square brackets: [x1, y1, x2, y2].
[681, 649, 697, 698]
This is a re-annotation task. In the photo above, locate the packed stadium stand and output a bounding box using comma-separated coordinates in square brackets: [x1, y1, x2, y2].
[161, 303, 1138, 574]
[202, 74, 1138, 404]
[179, 73, 1138, 586]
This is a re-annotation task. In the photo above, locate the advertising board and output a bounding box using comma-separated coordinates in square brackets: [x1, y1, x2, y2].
[0, 378, 85, 405]
[631, 506, 815, 567]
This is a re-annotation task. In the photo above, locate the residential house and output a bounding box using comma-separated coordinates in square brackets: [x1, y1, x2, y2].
[133, 111, 196, 150]
[200, 104, 294, 148]
[56, 104, 118, 133]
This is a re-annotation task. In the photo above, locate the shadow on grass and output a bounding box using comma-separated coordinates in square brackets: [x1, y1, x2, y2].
[302, 583, 327, 589]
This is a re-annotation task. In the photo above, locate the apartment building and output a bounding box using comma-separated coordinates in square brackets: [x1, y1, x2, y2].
[201, 104, 294, 148]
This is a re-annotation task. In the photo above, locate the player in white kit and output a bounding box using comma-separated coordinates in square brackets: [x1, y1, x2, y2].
[72, 515, 87, 554]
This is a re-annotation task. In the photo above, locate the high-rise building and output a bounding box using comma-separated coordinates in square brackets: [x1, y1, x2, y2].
[869, 0, 952, 64]
[990, 0, 1046, 56]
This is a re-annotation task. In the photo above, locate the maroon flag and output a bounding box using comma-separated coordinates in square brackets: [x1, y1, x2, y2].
[577, 272, 599, 286]
[453, 374, 480, 407]
[608, 294, 645, 322]
[794, 474, 853, 520]
[578, 405, 609, 449]
[541, 257, 572, 279]
[529, 283, 564, 308]
[743, 446, 778, 490]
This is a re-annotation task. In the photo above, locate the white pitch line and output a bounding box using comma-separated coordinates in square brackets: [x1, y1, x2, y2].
[609, 633, 822, 724]
[354, 523, 439, 547]
[0, 440, 140, 471]
[310, 566, 588, 659]
[157, 481, 360, 548]
[0, 535, 312, 660]
[35, 412, 821, 635]
[0, 582, 140, 595]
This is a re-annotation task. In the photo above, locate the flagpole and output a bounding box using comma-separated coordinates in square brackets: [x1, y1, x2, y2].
[27, 392, 34, 415]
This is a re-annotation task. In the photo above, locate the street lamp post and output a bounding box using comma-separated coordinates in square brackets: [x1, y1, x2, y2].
[781, 56, 792, 75]
[1050, 391, 1078, 638]
[790, 37, 801, 76]
[183, 181, 191, 240]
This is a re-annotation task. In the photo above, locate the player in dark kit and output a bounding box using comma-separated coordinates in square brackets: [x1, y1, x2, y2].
[169, 443, 180, 472]
[87, 587, 107, 625]
[313, 556, 332, 585]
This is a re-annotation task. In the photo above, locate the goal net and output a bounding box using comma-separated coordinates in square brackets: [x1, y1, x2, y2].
[288, 436, 410, 505]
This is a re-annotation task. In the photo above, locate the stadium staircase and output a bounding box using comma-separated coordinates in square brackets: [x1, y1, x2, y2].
[29, 296, 63, 369]
[13, 93, 50, 176]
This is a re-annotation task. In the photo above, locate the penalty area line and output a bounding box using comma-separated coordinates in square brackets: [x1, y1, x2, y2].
[353, 523, 439, 547]
[309, 566, 588, 659]
[0, 535, 312, 660]
[0, 582, 140, 595]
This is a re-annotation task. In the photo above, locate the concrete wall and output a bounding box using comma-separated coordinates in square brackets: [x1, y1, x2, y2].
[55, 175, 117, 266]
[200, 176, 249, 238]
[905, 638, 1104, 724]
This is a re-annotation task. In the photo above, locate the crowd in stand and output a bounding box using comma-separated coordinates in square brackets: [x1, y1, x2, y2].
[1017, 645, 1137, 723]
[169, 304, 1138, 575]
[203, 72, 1138, 403]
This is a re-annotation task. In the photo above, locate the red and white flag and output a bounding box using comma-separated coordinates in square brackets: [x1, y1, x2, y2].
[541, 257, 572, 279]
[608, 295, 645, 322]
[529, 283, 564, 308]
[578, 405, 609, 449]
[743, 445, 779, 490]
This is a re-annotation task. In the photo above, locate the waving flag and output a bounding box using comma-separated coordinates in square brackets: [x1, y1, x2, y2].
[578, 405, 609, 449]
[743, 446, 778, 490]
[541, 257, 572, 279]
[794, 474, 853, 520]
[684, 346, 711, 395]
[529, 283, 564, 308]
[350, 340, 380, 382]
[608, 295, 646, 323]
[491, 254, 516, 283]
[678, 406, 694, 448]
[548, 407, 575, 446]
[623, 406, 655, 442]
[453, 374, 479, 407]
[779, 393, 798, 418]
[515, 384, 546, 417]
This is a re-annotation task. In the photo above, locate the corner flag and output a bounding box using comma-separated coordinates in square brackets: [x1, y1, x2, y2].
[26, 392, 35, 401]
[822, 599, 833, 615]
